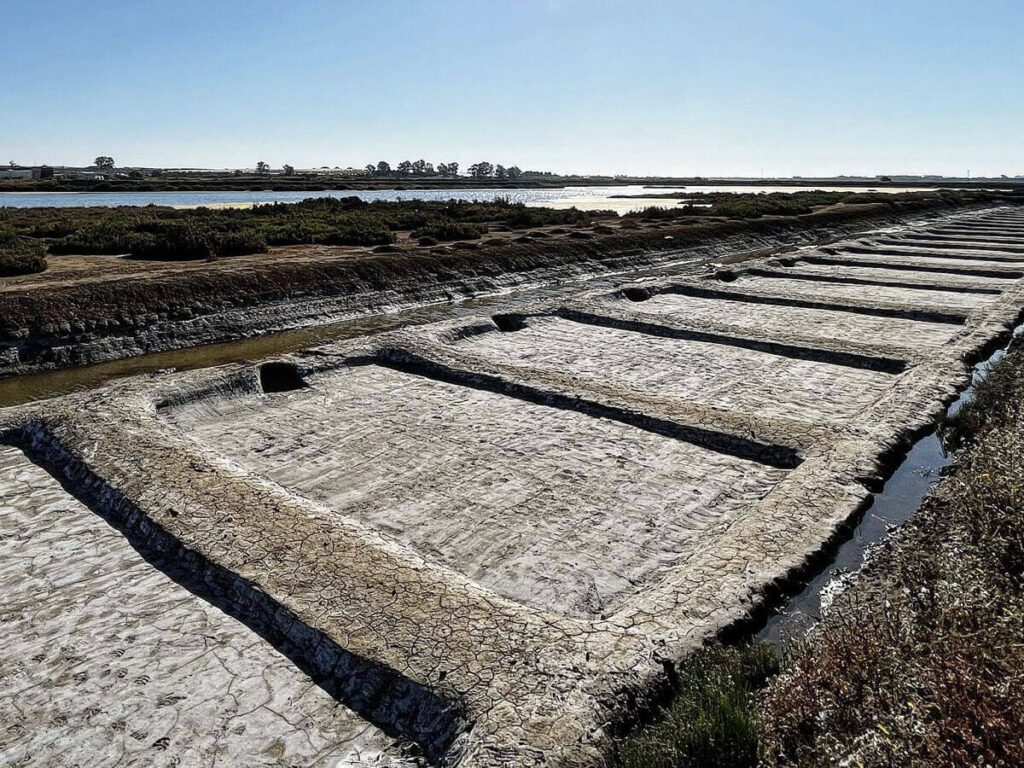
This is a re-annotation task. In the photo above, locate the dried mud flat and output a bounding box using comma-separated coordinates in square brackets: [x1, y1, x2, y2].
[2, 207, 1024, 766]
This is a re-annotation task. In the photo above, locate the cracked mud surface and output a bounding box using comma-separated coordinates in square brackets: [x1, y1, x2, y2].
[730, 273, 1000, 310]
[599, 292, 959, 349]
[166, 364, 788, 618]
[830, 248, 1024, 269]
[774, 260, 1020, 288]
[3, 206, 1024, 766]
[0, 445, 415, 768]
[448, 315, 897, 424]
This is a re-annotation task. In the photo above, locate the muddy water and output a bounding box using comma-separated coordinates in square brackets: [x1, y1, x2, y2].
[0, 254, 715, 408]
[758, 325, 1023, 647]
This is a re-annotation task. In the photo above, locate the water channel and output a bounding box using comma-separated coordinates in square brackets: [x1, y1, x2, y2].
[0, 184, 938, 209]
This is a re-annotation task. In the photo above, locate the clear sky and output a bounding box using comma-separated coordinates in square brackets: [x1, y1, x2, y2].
[2, 0, 1022, 177]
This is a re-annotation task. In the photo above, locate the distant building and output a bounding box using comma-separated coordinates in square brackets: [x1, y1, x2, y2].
[52, 169, 107, 180]
[0, 166, 43, 180]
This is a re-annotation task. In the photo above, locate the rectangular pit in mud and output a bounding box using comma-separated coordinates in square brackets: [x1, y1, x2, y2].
[162, 363, 791, 618]
[0, 444, 407, 768]
[882, 236, 1024, 251]
[829, 246, 1024, 266]
[603, 291, 959, 349]
[830, 247, 1024, 268]
[449, 315, 898, 423]
[729, 274, 1000, 311]
[776, 261, 1020, 288]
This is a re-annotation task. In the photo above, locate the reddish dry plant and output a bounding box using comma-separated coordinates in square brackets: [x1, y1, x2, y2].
[759, 344, 1024, 768]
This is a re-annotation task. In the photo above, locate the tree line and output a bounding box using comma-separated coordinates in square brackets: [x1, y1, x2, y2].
[364, 160, 523, 179]
[86, 155, 529, 180]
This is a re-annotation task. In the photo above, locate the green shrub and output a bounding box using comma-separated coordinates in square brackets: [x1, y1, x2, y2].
[710, 196, 813, 218]
[215, 228, 269, 257]
[0, 231, 48, 276]
[127, 222, 267, 260]
[320, 223, 394, 246]
[261, 220, 338, 245]
[624, 205, 701, 220]
[618, 643, 779, 768]
[129, 222, 215, 260]
[412, 220, 485, 241]
[50, 221, 138, 254]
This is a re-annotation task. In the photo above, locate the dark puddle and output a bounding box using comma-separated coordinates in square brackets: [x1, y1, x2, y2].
[757, 324, 1023, 647]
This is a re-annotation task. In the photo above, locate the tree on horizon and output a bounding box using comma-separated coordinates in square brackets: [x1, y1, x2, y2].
[469, 161, 494, 178]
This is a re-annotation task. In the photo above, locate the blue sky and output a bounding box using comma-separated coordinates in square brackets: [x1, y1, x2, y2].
[2, 0, 1022, 176]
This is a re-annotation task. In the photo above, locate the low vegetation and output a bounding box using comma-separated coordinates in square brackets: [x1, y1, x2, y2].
[617, 643, 779, 768]
[0, 196, 614, 261]
[412, 220, 485, 242]
[759, 340, 1024, 767]
[623, 189, 1007, 220]
[0, 230, 47, 276]
[1, 190, 1012, 266]
[0, 192, 1017, 337]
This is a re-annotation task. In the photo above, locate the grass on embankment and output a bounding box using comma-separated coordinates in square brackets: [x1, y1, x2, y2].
[617, 340, 1024, 768]
[1, 189, 1015, 273]
[2, 196, 609, 263]
[622, 189, 999, 220]
[617, 643, 779, 768]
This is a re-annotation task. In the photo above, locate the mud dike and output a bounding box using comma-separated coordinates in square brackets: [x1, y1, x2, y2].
[2, 207, 1024, 767]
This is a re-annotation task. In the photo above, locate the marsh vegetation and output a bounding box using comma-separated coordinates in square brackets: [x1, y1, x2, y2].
[0, 230, 47, 276]
[1, 196, 611, 265]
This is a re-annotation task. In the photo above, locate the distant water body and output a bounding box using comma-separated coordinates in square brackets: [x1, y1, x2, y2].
[0, 185, 938, 210]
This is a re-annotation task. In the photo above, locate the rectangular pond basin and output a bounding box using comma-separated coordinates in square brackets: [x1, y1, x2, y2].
[451, 316, 898, 424]
[163, 364, 791, 619]
[731, 274, 1000, 311]
[832, 248, 1024, 269]
[786, 261, 1019, 288]
[602, 291, 959, 349]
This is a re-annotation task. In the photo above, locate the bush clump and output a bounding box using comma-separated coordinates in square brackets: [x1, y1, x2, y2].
[50, 221, 138, 254]
[618, 642, 779, 768]
[411, 220, 485, 241]
[260, 215, 393, 247]
[0, 230, 48, 276]
[127, 222, 267, 261]
[710, 196, 813, 218]
[319, 222, 394, 246]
